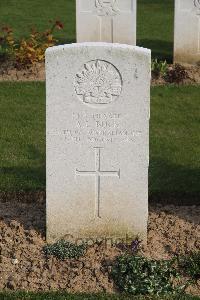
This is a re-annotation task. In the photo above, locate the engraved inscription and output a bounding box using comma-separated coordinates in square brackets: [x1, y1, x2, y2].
[63, 112, 142, 144]
[75, 60, 122, 105]
[76, 147, 120, 218]
[95, 0, 120, 16]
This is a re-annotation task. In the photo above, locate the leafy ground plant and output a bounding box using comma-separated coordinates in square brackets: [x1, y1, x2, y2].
[111, 255, 184, 296]
[44, 240, 86, 260]
[178, 252, 200, 280]
[151, 59, 168, 78]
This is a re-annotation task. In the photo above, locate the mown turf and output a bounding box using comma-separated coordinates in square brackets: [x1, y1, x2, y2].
[0, 0, 174, 61]
[149, 85, 200, 203]
[0, 82, 45, 191]
[0, 292, 199, 300]
[0, 0, 75, 45]
[137, 0, 174, 61]
[0, 82, 199, 204]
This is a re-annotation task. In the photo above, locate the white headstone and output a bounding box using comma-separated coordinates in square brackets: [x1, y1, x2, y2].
[174, 0, 200, 64]
[46, 43, 150, 243]
[76, 0, 136, 45]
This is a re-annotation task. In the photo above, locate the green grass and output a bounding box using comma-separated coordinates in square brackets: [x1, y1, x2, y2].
[0, 292, 199, 300]
[0, 0, 75, 44]
[0, 83, 199, 204]
[137, 0, 174, 61]
[0, 0, 174, 61]
[150, 85, 200, 203]
[0, 82, 45, 191]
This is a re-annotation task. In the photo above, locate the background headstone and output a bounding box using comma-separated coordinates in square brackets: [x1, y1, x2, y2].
[174, 0, 200, 64]
[76, 0, 136, 45]
[46, 43, 150, 243]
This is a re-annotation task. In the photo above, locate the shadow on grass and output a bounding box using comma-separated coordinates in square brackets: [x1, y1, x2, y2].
[137, 39, 173, 63]
[149, 158, 200, 206]
[0, 144, 45, 191]
[0, 165, 45, 191]
[1, 157, 199, 206]
[57, 37, 76, 45]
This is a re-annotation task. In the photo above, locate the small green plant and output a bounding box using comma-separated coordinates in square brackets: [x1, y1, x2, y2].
[151, 59, 168, 78]
[111, 255, 184, 296]
[178, 252, 200, 280]
[44, 240, 86, 260]
[165, 64, 188, 84]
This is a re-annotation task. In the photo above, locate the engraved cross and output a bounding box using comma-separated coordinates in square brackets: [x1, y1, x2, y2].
[75, 147, 120, 218]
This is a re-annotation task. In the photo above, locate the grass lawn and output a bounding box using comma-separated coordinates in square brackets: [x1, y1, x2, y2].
[0, 82, 45, 191]
[150, 85, 200, 203]
[0, 292, 199, 300]
[0, 0, 174, 61]
[0, 82, 199, 204]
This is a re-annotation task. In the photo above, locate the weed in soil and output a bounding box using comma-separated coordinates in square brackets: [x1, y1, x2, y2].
[111, 255, 185, 296]
[43, 239, 87, 260]
[151, 59, 168, 79]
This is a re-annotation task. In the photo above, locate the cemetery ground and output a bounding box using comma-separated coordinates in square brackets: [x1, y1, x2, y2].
[0, 82, 199, 297]
[0, 0, 200, 299]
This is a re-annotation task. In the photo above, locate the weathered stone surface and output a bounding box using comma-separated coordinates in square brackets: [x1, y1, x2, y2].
[46, 43, 151, 243]
[76, 0, 136, 45]
[174, 0, 200, 64]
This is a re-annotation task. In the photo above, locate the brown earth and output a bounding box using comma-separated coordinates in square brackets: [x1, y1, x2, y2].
[0, 62, 200, 85]
[0, 198, 199, 294]
[0, 62, 45, 82]
[151, 65, 200, 86]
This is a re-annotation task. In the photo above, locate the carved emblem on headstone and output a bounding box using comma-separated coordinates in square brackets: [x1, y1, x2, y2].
[194, 0, 200, 14]
[75, 60, 122, 105]
[95, 0, 120, 16]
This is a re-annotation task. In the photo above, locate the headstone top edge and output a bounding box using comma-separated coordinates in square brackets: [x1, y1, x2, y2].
[45, 43, 151, 57]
